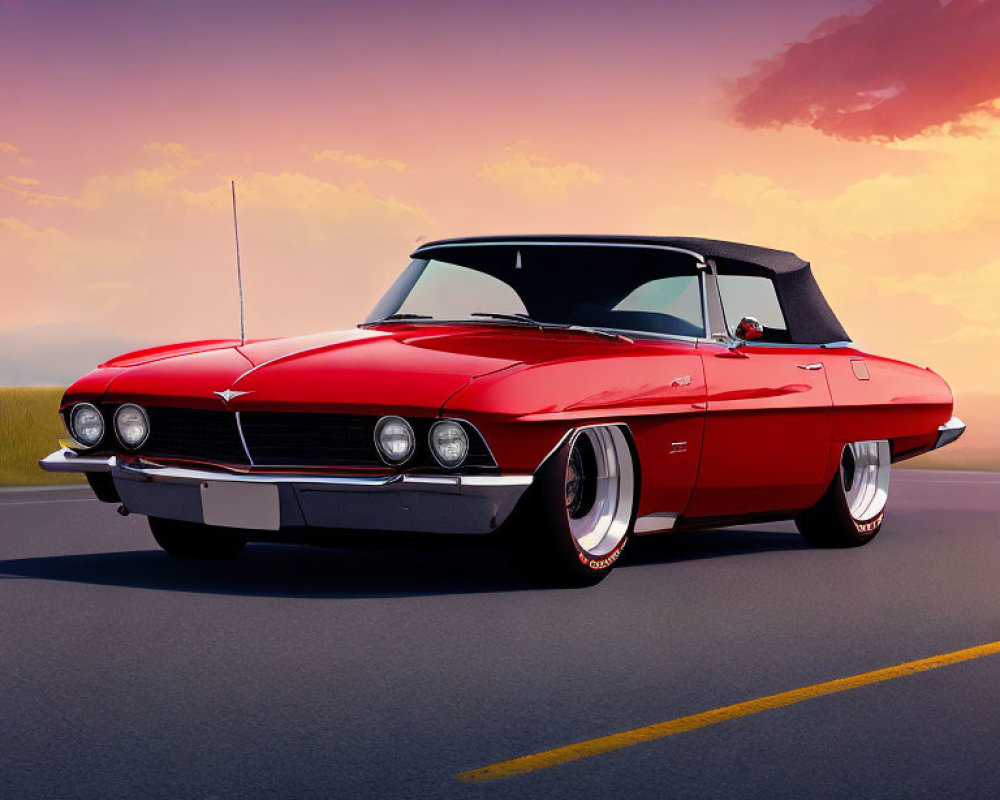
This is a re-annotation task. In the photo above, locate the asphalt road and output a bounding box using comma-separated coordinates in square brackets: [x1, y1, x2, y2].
[1, 469, 1000, 799]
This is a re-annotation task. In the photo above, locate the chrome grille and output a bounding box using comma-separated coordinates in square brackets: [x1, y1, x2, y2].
[128, 407, 495, 470]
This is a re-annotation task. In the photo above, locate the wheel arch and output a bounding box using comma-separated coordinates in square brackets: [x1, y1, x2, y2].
[533, 421, 643, 522]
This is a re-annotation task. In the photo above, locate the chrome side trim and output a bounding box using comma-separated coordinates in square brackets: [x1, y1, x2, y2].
[635, 512, 678, 533]
[934, 416, 966, 450]
[39, 448, 115, 474]
[743, 340, 854, 350]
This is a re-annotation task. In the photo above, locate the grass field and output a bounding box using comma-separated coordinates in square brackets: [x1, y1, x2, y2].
[0, 387, 83, 486]
[0, 387, 995, 486]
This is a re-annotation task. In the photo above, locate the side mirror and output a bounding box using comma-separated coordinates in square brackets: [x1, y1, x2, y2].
[735, 316, 764, 342]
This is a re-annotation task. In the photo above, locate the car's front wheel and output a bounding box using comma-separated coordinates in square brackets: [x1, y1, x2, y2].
[148, 517, 247, 560]
[795, 440, 890, 548]
[507, 425, 638, 586]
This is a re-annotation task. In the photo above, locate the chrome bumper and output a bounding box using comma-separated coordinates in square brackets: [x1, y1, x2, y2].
[934, 416, 966, 450]
[40, 449, 532, 535]
[39, 448, 114, 473]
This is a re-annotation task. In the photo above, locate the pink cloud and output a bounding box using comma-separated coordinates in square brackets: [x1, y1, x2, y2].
[732, 0, 1000, 140]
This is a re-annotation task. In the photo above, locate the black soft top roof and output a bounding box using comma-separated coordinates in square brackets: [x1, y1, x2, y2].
[413, 235, 849, 344]
[416, 234, 807, 272]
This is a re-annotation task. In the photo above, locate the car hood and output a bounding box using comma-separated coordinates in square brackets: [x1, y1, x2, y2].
[100, 325, 646, 414]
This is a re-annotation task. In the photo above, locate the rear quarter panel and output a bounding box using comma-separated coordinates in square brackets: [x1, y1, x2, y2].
[825, 349, 953, 470]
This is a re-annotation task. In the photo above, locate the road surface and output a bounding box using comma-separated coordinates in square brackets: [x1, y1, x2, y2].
[1, 470, 999, 799]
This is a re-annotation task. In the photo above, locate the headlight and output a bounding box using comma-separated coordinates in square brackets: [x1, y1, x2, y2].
[69, 403, 104, 448]
[374, 416, 415, 464]
[114, 403, 150, 449]
[429, 420, 469, 468]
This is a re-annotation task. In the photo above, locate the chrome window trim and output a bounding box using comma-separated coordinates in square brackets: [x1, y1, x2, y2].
[736, 339, 855, 350]
[412, 239, 708, 265]
[703, 261, 729, 340]
[698, 271, 711, 340]
[404, 240, 710, 341]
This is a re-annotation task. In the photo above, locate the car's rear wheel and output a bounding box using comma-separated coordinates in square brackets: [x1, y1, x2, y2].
[507, 425, 638, 587]
[148, 517, 247, 560]
[795, 440, 890, 548]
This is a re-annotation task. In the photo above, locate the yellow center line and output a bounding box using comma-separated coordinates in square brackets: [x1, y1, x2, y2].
[455, 639, 1000, 783]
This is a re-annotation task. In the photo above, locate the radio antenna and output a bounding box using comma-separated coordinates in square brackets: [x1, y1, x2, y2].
[231, 180, 246, 345]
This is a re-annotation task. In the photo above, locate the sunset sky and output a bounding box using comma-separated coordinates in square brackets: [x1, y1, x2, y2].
[2, 0, 999, 398]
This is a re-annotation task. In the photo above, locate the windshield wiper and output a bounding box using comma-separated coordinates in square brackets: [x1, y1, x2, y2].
[366, 313, 435, 323]
[470, 312, 539, 324]
[566, 325, 634, 344]
[470, 313, 632, 343]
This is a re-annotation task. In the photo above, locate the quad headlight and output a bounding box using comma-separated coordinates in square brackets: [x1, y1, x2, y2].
[374, 416, 415, 464]
[429, 420, 469, 468]
[68, 403, 104, 448]
[113, 403, 150, 449]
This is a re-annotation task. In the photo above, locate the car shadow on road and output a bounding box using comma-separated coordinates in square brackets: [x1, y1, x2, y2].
[621, 524, 810, 568]
[0, 525, 808, 598]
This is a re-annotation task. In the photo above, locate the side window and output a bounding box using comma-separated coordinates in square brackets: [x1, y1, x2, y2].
[717, 274, 787, 336]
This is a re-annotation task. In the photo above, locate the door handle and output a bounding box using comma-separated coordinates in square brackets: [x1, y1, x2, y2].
[797, 363, 823, 370]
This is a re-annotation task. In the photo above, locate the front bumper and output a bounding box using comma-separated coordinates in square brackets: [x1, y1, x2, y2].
[934, 416, 966, 450]
[40, 449, 532, 535]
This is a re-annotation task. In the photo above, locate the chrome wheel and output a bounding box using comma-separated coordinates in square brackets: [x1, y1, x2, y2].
[841, 440, 890, 522]
[564, 427, 635, 558]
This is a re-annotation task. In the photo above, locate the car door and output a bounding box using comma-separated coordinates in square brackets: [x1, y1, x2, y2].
[685, 272, 833, 519]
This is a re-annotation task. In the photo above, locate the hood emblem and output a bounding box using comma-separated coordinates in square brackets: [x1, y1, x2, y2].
[214, 389, 252, 404]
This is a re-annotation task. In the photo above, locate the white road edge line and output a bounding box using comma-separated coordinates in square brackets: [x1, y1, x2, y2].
[0, 499, 98, 508]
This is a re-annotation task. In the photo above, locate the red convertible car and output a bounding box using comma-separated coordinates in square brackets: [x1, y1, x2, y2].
[41, 236, 964, 585]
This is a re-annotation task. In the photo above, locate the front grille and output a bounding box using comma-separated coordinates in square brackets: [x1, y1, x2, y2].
[114, 406, 495, 470]
[142, 407, 249, 465]
[239, 412, 496, 469]
[240, 412, 377, 467]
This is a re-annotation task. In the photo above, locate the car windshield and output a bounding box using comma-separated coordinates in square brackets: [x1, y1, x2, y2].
[364, 244, 706, 339]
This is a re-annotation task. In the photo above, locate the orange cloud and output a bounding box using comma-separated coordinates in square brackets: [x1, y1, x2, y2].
[0, 141, 31, 166]
[478, 144, 600, 202]
[312, 150, 409, 172]
[732, 0, 1000, 140]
